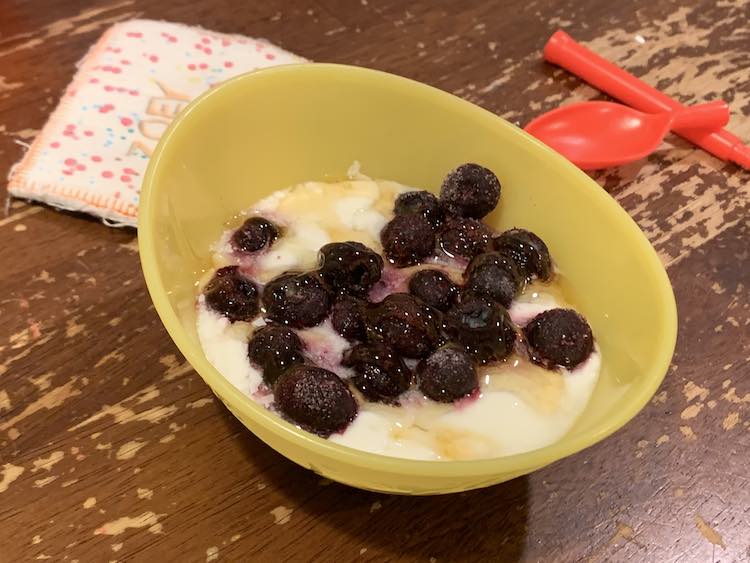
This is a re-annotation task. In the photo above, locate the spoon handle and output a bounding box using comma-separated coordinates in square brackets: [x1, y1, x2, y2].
[544, 30, 750, 169]
[669, 100, 730, 130]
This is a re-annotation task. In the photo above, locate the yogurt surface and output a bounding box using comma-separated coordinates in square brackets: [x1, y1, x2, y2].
[197, 171, 601, 461]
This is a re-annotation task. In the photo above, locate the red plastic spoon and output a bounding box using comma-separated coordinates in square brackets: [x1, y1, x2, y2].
[524, 99, 729, 170]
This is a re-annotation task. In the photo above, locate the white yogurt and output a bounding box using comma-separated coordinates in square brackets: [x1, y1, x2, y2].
[331, 338, 600, 459]
[197, 172, 601, 461]
[211, 174, 409, 283]
[196, 300, 273, 407]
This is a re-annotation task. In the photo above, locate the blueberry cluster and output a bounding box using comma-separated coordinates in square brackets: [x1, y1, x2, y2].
[202, 164, 594, 437]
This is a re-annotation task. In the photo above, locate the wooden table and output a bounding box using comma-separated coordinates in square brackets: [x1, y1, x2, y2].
[1, 0, 748, 561]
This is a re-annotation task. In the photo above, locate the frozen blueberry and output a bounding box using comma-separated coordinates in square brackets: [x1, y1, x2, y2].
[394, 190, 443, 228]
[230, 217, 280, 253]
[203, 266, 259, 322]
[493, 228, 552, 281]
[464, 252, 524, 307]
[318, 241, 383, 296]
[524, 308, 593, 369]
[438, 214, 492, 260]
[368, 293, 442, 358]
[248, 324, 305, 385]
[343, 342, 412, 403]
[408, 269, 459, 312]
[440, 163, 501, 219]
[331, 296, 368, 341]
[274, 365, 358, 437]
[262, 272, 331, 328]
[417, 346, 478, 403]
[381, 214, 436, 267]
[444, 293, 517, 363]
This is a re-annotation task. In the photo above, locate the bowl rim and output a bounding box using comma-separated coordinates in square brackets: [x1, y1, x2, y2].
[139, 62, 678, 479]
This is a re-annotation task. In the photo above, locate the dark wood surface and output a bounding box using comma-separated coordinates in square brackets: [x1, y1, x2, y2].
[1, 0, 748, 561]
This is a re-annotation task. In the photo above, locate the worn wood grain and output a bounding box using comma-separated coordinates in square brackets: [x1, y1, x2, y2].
[1, 0, 748, 561]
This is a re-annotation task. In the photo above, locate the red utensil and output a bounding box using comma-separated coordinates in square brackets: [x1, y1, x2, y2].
[543, 30, 750, 170]
[525, 100, 729, 170]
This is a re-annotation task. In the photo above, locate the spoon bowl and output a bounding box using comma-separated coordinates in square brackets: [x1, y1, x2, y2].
[525, 100, 729, 169]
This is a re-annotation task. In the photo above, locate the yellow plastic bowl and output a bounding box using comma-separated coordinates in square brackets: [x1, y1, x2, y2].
[139, 63, 677, 495]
